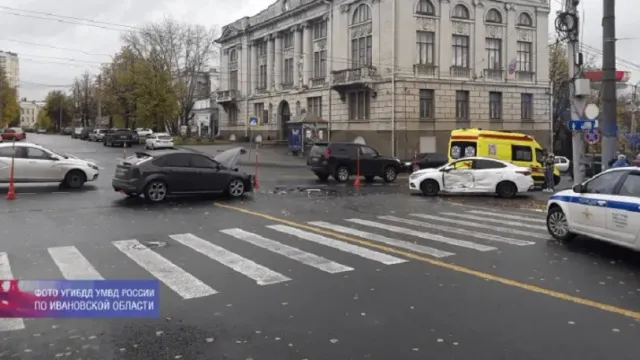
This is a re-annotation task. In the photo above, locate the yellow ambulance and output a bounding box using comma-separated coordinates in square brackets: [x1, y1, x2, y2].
[448, 128, 560, 186]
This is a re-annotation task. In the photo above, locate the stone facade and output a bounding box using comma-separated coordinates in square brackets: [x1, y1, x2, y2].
[215, 0, 551, 157]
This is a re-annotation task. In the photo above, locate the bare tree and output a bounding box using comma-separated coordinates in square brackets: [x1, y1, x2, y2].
[70, 71, 97, 127]
[122, 17, 219, 134]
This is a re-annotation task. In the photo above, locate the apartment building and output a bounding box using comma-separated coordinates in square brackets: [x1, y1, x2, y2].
[215, 0, 551, 156]
[0, 51, 20, 89]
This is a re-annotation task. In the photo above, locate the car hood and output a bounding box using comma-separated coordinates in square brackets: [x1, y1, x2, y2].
[61, 153, 96, 167]
[411, 167, 440, 176]
[214, 147, 247, 169]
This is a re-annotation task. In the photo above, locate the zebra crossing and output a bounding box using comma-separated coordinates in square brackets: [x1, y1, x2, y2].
[0, 208, 548, 333]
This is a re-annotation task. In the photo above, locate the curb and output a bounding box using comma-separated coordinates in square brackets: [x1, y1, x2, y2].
[237, 160, 306, 168]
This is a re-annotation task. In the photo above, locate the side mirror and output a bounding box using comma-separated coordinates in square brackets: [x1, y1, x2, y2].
[442, 166, 453, 172]
[572, 184, 583, 193]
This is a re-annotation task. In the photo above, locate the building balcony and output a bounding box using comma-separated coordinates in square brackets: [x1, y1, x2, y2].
[310, 78, 326, 87]
[483, 69, 504, 81]
[216, 90, 238, 112]
[450, 66, 471, 79]
[255, 87, 269, 94]
[516, 71, 535, 82]
[281, 83, 294, 90]
[331, 66, 378, 101]
[414, 64, 437, 78]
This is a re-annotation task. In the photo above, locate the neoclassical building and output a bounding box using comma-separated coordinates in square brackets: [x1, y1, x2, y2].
[215, 0, 551, 156]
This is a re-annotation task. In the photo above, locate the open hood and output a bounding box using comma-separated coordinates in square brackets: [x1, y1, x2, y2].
[214, 147, 247, 169]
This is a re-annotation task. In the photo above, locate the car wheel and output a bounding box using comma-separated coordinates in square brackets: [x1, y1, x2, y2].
[496, 181, 517, 198]
[334, 165, 349, 183]
[315, 173, 329, 181]
[547, 205, 575, 242]
[144, 180, 167, 203]
[383, 166, 397, 183]
[228, 178, 245, 198]
[420, 179, 439, 196]
[63, 170, 86, 189]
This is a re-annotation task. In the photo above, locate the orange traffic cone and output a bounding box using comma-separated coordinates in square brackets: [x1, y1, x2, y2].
[353, 150, 361, 187]
[5, 181, 15, 200]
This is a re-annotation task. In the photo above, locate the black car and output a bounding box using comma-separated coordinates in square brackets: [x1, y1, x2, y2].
[307, 142, 402, 183]
[103, 129, 135, 147]
[80, 127, 93, 140]
[401, 153, 448, 173]
[112, 147, 252, 202]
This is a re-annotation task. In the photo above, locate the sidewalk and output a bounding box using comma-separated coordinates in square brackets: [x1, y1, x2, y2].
[182, 143, 307, 168]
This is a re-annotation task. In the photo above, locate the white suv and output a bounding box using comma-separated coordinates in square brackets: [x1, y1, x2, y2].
[0, 142, 99, 189]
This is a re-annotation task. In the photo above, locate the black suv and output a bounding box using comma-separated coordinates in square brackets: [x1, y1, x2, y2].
[307, 142, 402, 183]
[103, 129, 135, 147]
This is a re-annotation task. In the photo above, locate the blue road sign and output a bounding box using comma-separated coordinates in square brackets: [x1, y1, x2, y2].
[249, 116, 259, 126]
[567, 120, 597, 131]
[584, 129, 600, 145]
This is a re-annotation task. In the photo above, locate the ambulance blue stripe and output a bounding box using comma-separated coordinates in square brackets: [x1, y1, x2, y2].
[550, 195, 640, 212]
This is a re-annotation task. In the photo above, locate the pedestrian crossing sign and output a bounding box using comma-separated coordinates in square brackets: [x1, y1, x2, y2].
[249, 116, 259, 126]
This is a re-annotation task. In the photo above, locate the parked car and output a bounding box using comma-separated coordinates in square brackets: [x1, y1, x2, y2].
[89, 129, 108, 142]
[401, 153, 448, 173]
[112, 147, 252, 202]
[307, 142, 402, 183]
[409, 157, 534, 198]
[103, 129, 135, 147]
[61, 127, 73, 135]
[554, 156, 570, 173]
[36, 128, 47, 134]
[136, 128, 153, 138]
[145, 133, 174, 150]
[0, 142, 99, 189]
[79, 127, 93, 140]
[71, 127, 83, 139]
[1, 128, 26, 141]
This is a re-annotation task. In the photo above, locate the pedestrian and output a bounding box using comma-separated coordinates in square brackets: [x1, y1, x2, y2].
[543, 151, 555, 193]
[611, 154, 630, 168]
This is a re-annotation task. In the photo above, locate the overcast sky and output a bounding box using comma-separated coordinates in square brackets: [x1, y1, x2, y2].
[0, 0, 637, 101]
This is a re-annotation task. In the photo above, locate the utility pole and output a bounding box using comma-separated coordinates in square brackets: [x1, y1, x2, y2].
[601, 0, 617, 169]
[96, 75, 102, 125]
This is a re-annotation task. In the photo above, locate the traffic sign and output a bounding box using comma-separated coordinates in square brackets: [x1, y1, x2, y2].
[584, 103, 600, 120]
[568, 120, 597, 131]
[249, 116, 259, 126]
[584, 128, 600, 145]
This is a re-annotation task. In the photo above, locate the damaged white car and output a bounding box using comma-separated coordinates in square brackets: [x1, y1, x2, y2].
[408, 156, 535, 198]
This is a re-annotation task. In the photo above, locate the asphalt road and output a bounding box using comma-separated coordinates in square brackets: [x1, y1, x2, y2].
[0, 134, 638, 359]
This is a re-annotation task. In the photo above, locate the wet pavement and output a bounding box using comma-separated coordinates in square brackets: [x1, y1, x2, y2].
[0, 134, 638, 359]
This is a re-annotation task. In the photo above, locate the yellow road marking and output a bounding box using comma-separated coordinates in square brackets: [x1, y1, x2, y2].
[215, 202, 640, 320]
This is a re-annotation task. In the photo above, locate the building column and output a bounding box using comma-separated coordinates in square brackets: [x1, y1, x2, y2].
[266, 35, 274, 91]
[221, 50, 229, 90]
[293, 26, 303, 88]
[251, 41, 259, 94]
[302, 22, 312, 86]
[274, 32, 283, 91]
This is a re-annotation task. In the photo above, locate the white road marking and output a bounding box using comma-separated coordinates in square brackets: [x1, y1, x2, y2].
[52, 192, 69, 194]
[221, 228, 353, 273]
[48, 246, 104, 280]
[465, 210, 546, 224]
[379, 216, 535, 246]
[439, 213, 546, 230]
[169, 233, 290, 286]
[112, 239, 217, 299]
[345, 219, 496, 252]
[0, 252, 26, 332]
[309, 222, 455, 258]
[409, 214, 549, 239]
[268, 225, 407, 265]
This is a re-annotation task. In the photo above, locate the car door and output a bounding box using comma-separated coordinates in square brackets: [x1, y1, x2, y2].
[160, 154, 197, 192]
[442, 159, 475, 192]
[189, 154, 228, 192]
[569, 169, 627, 238]
[358, 145, 378, 176]
[0, 147, 16, 181]
[23, 147, 63, 181]
[606, 170, 640, 245]
[472, 159, 507, 192]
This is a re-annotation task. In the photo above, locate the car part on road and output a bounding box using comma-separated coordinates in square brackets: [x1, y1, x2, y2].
[546, 205, 574, 242]
[63, 170, 86, 189]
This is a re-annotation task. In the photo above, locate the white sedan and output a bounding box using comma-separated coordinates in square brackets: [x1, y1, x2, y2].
[409, 156, 535, 198]
[0, 142, 99, 189]
[145, 133, 174, 150]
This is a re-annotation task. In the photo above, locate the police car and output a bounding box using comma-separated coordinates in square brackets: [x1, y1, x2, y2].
[546, 166, 640, 249]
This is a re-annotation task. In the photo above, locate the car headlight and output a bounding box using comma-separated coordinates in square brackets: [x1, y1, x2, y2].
[88, 163, 99, 171]
[409, 173, 421, 180]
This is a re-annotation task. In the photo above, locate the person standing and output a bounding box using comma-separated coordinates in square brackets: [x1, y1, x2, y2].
[543, 151, 556, 193]
[611, 154, 630, 168]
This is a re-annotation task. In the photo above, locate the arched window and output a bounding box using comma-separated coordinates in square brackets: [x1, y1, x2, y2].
[452, 4, 470, 19]
[416, 0, 435, 15]
[350, 4, 372, 67]
[486, 9, 502, 23]
[518, 13, 533, 26]
[228, 49, 238, 91]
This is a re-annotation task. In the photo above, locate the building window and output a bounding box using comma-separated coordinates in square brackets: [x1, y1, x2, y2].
[348, 91, 370, 121]
[521, 93, 533, 120]
[455, 91, 469, 120]
[283, 32, 294, 49]
[415, 0, 435, 15]
[419, 89, 434, 119]
[350, 4, 372, 68]
[489, 92, 502, 120]
[452, 4, 470, 19]
[228, 49, 238, 91]
[517, 41, 532, 71]
[485, 9, 502, 23]
[416, 31, 435, 65]
[258, 64, 267, 89]
[452, 35, 469, 68]
[518, 13, 533, 27]
[485, 38, 502, 69]
[307, 97, 322, 117]
[313, 50, 327, 78]
[283, 58, 294, 85]
[313, 20, 327, 39]
[228, 107, 237, 126]
[254, 103, 264, 122]
[257, 41, 267, 56]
